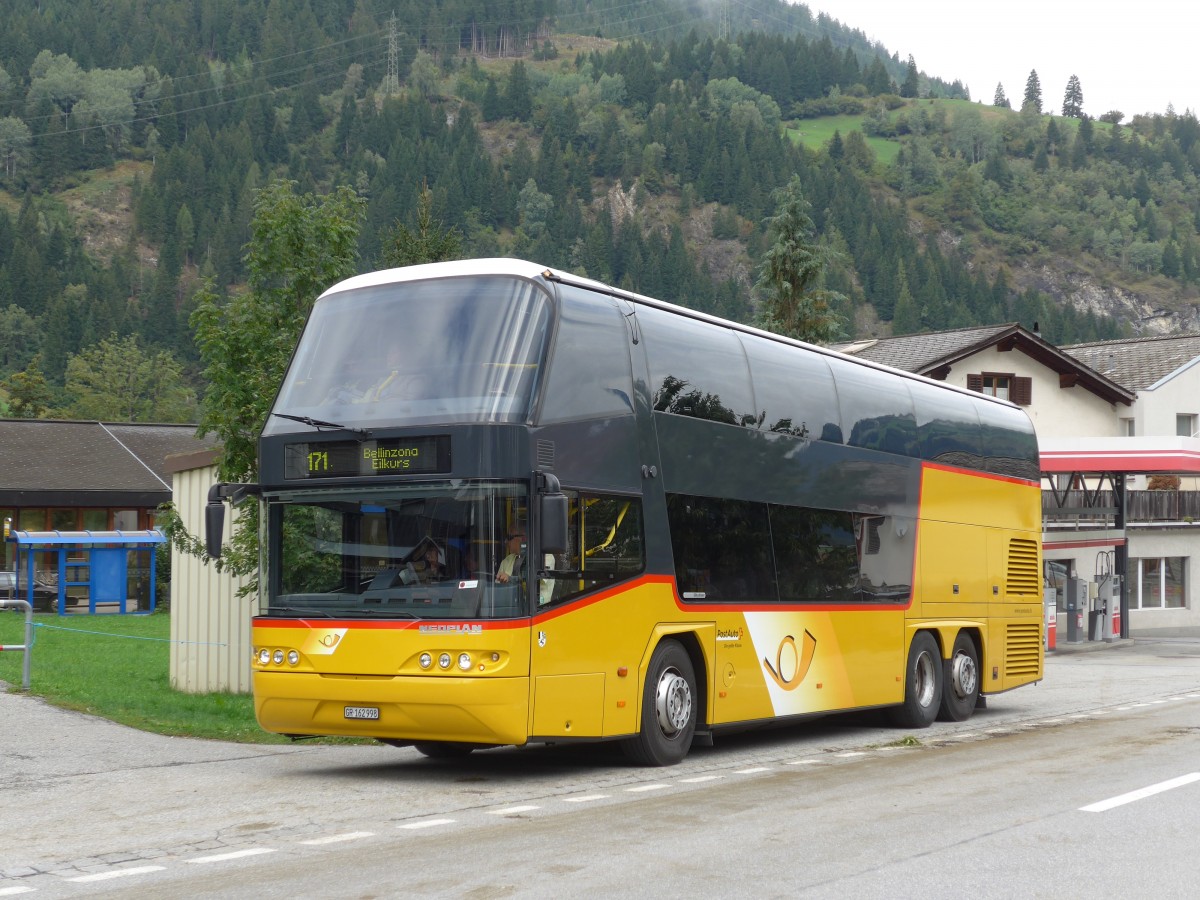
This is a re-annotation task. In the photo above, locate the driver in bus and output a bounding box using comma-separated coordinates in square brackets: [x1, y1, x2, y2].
[419, 544, 445, 582]
[496, 529, 555, 605]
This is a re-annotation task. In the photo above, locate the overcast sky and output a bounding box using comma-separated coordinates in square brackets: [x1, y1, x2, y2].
[804, 1, 1195, 119]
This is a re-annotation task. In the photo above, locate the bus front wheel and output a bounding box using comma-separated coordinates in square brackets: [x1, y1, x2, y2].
[938, 632, 980, 722]
[622, 640, 697, 766]
[887, 632, 942, 729]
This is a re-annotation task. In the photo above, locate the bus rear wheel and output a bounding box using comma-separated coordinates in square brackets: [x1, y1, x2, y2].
[938, 632, 980, 722]
[887, 632, 942, 729]
[621, 640, 697, 766]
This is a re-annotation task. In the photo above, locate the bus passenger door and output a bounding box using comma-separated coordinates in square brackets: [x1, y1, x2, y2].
[528, 491, 652, 740]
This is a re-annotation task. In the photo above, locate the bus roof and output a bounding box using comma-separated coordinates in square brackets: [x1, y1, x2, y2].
[321, 258, 1026, 417]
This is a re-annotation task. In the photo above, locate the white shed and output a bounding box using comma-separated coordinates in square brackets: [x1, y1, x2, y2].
[165, 448, 253, 693]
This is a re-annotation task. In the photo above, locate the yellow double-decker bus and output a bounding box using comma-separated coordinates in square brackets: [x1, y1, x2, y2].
[207, 258, 1043, 765]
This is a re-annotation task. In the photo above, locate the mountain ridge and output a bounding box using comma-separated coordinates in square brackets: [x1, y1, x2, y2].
[1, 0, 1194, 419]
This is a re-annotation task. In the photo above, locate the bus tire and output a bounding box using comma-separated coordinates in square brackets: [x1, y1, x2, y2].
[621, 640, 697, 766]
[887, 632, 942, 729]
[413, 741, 477, 759]
[938, 632, 980, 722]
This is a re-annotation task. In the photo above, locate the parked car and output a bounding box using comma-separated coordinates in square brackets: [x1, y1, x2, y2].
[0, 571, 59, 612]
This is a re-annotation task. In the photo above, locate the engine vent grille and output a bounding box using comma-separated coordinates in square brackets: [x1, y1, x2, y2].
[536, 440, 555, 469]
[1006, 538, 1040, 595]
[1005, 622, 1042, 677]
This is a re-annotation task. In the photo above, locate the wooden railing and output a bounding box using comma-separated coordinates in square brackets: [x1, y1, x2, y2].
[1043, 490, 1200, 524]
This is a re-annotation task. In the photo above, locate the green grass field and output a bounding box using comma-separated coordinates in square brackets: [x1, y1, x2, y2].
[786, 114, 901, 165]
[0, 610, 291, 742]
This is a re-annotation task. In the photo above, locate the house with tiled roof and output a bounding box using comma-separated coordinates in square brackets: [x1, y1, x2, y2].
[1062, 333, 1200, 446]
[832, 323, 1135, 437]
[1055, 333, 1200, 636]
[0, 419, 218, 589]
[836, 325, 1200, 638]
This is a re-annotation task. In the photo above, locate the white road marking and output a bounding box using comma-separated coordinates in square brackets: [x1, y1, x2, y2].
[0, 886, 36, 895]
[67, 866, 166, 882]
[785, 758, 820, 765]
[488, 805, 541, 815]
[300, 831, 375, 845]
[835, 751, 865, 758]
[626, 784, 670, 792]
[735, 767, 770, 774]
[1081, 773, 1200, 812]
[562, 794, 608, 802]
[188, 848, 276, 864]
[399, 818, 455, 830]
[680, 775, 724, 783]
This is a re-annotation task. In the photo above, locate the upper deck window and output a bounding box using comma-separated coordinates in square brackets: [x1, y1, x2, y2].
[267, 275, 552, 433]
[638, 305, 755, 427]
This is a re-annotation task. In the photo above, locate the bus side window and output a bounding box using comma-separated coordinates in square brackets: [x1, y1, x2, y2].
[549, 493, 644, 604]
[666, 495, 773, 602]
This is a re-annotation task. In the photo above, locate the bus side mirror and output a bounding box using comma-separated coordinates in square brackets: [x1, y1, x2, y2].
[205, 484, 226, 559]
[538, 473, 568, 556]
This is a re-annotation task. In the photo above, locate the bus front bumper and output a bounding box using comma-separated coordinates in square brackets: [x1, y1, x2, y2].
[253, 671, 531, 746]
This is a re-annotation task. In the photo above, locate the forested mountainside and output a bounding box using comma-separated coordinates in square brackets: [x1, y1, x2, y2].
[1, 0, 1196, 420]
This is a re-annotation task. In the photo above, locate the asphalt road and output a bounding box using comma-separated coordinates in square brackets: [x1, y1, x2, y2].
[3, 637, 1199, 898]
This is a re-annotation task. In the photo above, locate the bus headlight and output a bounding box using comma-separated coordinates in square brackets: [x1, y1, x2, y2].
[419, 652, 432, 669]
[258, 648, 270, 665]
[273, 649, 284, 665]
[458, 652, 472, 671]
[287, 650, 300, 666]
[438, 653, 452, 669]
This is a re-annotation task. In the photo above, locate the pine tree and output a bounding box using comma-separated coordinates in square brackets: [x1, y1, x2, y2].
[864, 57, 892, 95]
[379, 183, 462, 267]
[504, 61, 533, 122]
[993, 83, 1010, 109]
[481, 78, 503, 122]
[1022, 70, 1042, 113]
[753, 176, 845, 344]
[1, 353, 53, 417]
[900, 55, 919, 98]
[1062, 74, 1083, 118]
[891, 262, 920, 334]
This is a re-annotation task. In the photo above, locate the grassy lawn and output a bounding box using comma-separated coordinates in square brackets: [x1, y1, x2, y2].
[786, 114, 901, 165]
[0, 610, 293, 743]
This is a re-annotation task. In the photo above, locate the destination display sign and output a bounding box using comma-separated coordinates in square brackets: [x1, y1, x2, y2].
[283, 435, 451, 479]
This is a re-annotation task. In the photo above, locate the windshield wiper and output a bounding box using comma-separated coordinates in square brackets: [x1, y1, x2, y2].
[270, 604, 420, 620]
[272, 413, 370, 437]
[270, 605, 336, 618]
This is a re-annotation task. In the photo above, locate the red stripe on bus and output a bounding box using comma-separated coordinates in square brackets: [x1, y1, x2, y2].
[922, 460, 1039, 486]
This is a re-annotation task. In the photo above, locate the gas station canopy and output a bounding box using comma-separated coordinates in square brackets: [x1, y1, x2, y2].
[1039, 436, 1200, 474]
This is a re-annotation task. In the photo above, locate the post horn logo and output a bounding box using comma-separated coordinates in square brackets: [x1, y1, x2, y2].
[320, 632, 341, 648]
[763, 630, 817, 691]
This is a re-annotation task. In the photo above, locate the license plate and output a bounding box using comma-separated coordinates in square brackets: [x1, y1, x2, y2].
[344, 706, 380, 720]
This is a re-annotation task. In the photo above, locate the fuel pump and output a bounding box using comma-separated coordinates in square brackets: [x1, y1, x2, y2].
[1096, 551, 1119, 642]
[1065, 576, 1086, 643]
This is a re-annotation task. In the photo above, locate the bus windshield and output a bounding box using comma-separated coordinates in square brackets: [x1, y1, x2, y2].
[267, 275, 552, 432]
[265, 481, 538, 619]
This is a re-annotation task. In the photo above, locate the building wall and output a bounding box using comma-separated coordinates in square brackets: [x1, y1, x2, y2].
[943, 346, 1121, 438]
[1124, 529, 1199, 636]
[169, 464, 252, 693]
[1134, 361, 1200, 438]
[1043, 530, 1200, 638]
